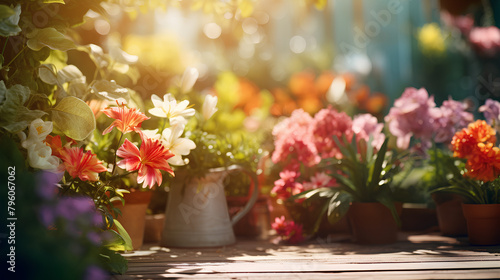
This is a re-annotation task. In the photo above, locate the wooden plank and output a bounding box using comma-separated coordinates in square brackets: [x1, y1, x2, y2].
[114, 234, 500, 279]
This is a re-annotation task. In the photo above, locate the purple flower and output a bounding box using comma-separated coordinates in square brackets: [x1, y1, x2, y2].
[38, 205, 55, 227]
[84, 265, 109, 280]
[385, 87, 438, 149]
[56, 197, 95, 221]
[35, 171, 63, 200]
[479, 99, 500, 125]
[433, 98, 473, 143]
[352, 113, 385, 151]
[87, 232, 102, 245]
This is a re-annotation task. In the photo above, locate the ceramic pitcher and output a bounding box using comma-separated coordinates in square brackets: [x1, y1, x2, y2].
[160, 165, 259, 247]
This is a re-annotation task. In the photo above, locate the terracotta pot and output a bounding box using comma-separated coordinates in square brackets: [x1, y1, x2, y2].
[400, 203, 438, 232]
[432, 193, 468, 236]
[113, 191, 152, 250]
[143, 214, 165, 243]
[227, 196, 271, 239]
[347, 202, 401, 244]
[462, 203, 500, 245]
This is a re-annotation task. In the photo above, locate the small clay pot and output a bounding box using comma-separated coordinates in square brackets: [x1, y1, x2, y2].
[462, 203, 500, 245]
[113, 191, 152, 250]
[432, 193, 468, 236]
[347, 202, 401, 244]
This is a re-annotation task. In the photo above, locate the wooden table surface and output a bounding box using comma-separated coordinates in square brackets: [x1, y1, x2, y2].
[113, 232, 500, 279]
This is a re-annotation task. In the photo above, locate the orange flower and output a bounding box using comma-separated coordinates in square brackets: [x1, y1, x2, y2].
[451, 129, 477, 158]
[60, 147, 107, 181]
[468, 120, 496, 144]
[44, 135, 64, 158]
[289, 71, 317, 97]
[466, 143, 500, 182]
[117, 132, 175, 188]
[451, 120, 496, 159]
[102, 102, 150, 135]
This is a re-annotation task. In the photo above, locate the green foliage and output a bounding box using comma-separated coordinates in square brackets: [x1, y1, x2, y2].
[312, 135, 403, 228]
[0, 81, 47, 133]
[428, 146, 500, 204]
[51, 96, 96, 140]
[184, 128, 263, 180]
[0, 4, 21, 37]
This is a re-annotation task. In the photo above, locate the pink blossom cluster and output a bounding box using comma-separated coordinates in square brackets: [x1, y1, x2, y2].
[271, 171, 304, 200]
[479, 99, 500, 126]
[352, 113, 385, 151]
[385, 87, 472, 150]
[469, 26, 500, 56]
[433, 98, 473, 143]
[271, 109, 320, 171]
[303, 172, 336, 191]
[272, 107, 386, 199]
[310, 107, 354, 159]
[271, 216, 305, 244]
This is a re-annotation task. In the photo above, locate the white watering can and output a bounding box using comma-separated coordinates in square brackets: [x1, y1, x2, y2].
[160, 165, 259, 247]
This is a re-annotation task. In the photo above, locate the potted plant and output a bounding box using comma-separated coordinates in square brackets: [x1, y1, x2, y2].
[158, 91, 261, 248]
[432, 114, 500, 245]
[270, 107, 400, 243]
[384, 87, 474, 237]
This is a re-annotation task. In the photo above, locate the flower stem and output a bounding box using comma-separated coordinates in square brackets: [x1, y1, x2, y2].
[4, 45, 27, 69]
[111, 132, 124, 176]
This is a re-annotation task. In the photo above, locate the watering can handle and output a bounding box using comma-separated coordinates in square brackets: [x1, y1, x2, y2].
[225, 164, 259, 226]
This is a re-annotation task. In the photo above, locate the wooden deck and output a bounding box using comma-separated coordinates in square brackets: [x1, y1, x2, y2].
[113, 232, 500, 279]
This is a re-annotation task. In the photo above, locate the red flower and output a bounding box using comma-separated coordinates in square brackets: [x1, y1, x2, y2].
[102, 102, 150, 135]
[60, 147, 107, 181]
[117, 133, 175, 188]
[271, 170, 304, 200]
[271, 216, 305, 244]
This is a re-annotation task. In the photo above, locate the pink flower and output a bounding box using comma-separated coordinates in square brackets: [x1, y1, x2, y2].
[433, 98, 473, 143]
[272, 109, 320, 170]
[272, 137, 320, 171]
[303, 172, 336, 190]
[60, 147, 107, 181]
[479, 99, 500, 126]
[271, 170, 304, 200]
[469, 26, 500, 56]
[271, 216, 305, 244]
[102, 102, 150, 135]
[117, 132, 175, 188]
[310, 106, 353, 159]
[352, 113, 385, 151]
[385, 87, 438, 149]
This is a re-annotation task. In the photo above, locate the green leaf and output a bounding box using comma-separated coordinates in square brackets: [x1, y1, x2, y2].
[327, 191, 352, 225]
[367, 138, 389, 192]
[57, 65, 84, 84]
[91, 80, 130, 103]
[0, 4, 21, 37]
[38, 64, 59, 85]
[375, 185, 400, 226]
[0, 81, 47, 133]
[99, 247, 128, 275]
[51, 96, 96, 140]
[109, 220, 133, 251]
[27, 28, 76, 51]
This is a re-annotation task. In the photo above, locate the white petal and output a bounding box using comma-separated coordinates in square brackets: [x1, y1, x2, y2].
[141, 129, 160, 140]
[167, 155, 186, 166]
[170, 116, 188, 126]
[171, 138, 196, 156]
[180, 67, 199, 93]
[161, 128, 173, 146]
[148, 107, 167, 118]
[151, 94, 163, 108]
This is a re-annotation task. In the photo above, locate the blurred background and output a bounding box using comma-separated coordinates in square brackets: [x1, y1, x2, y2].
[68, 0, 500, 117]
